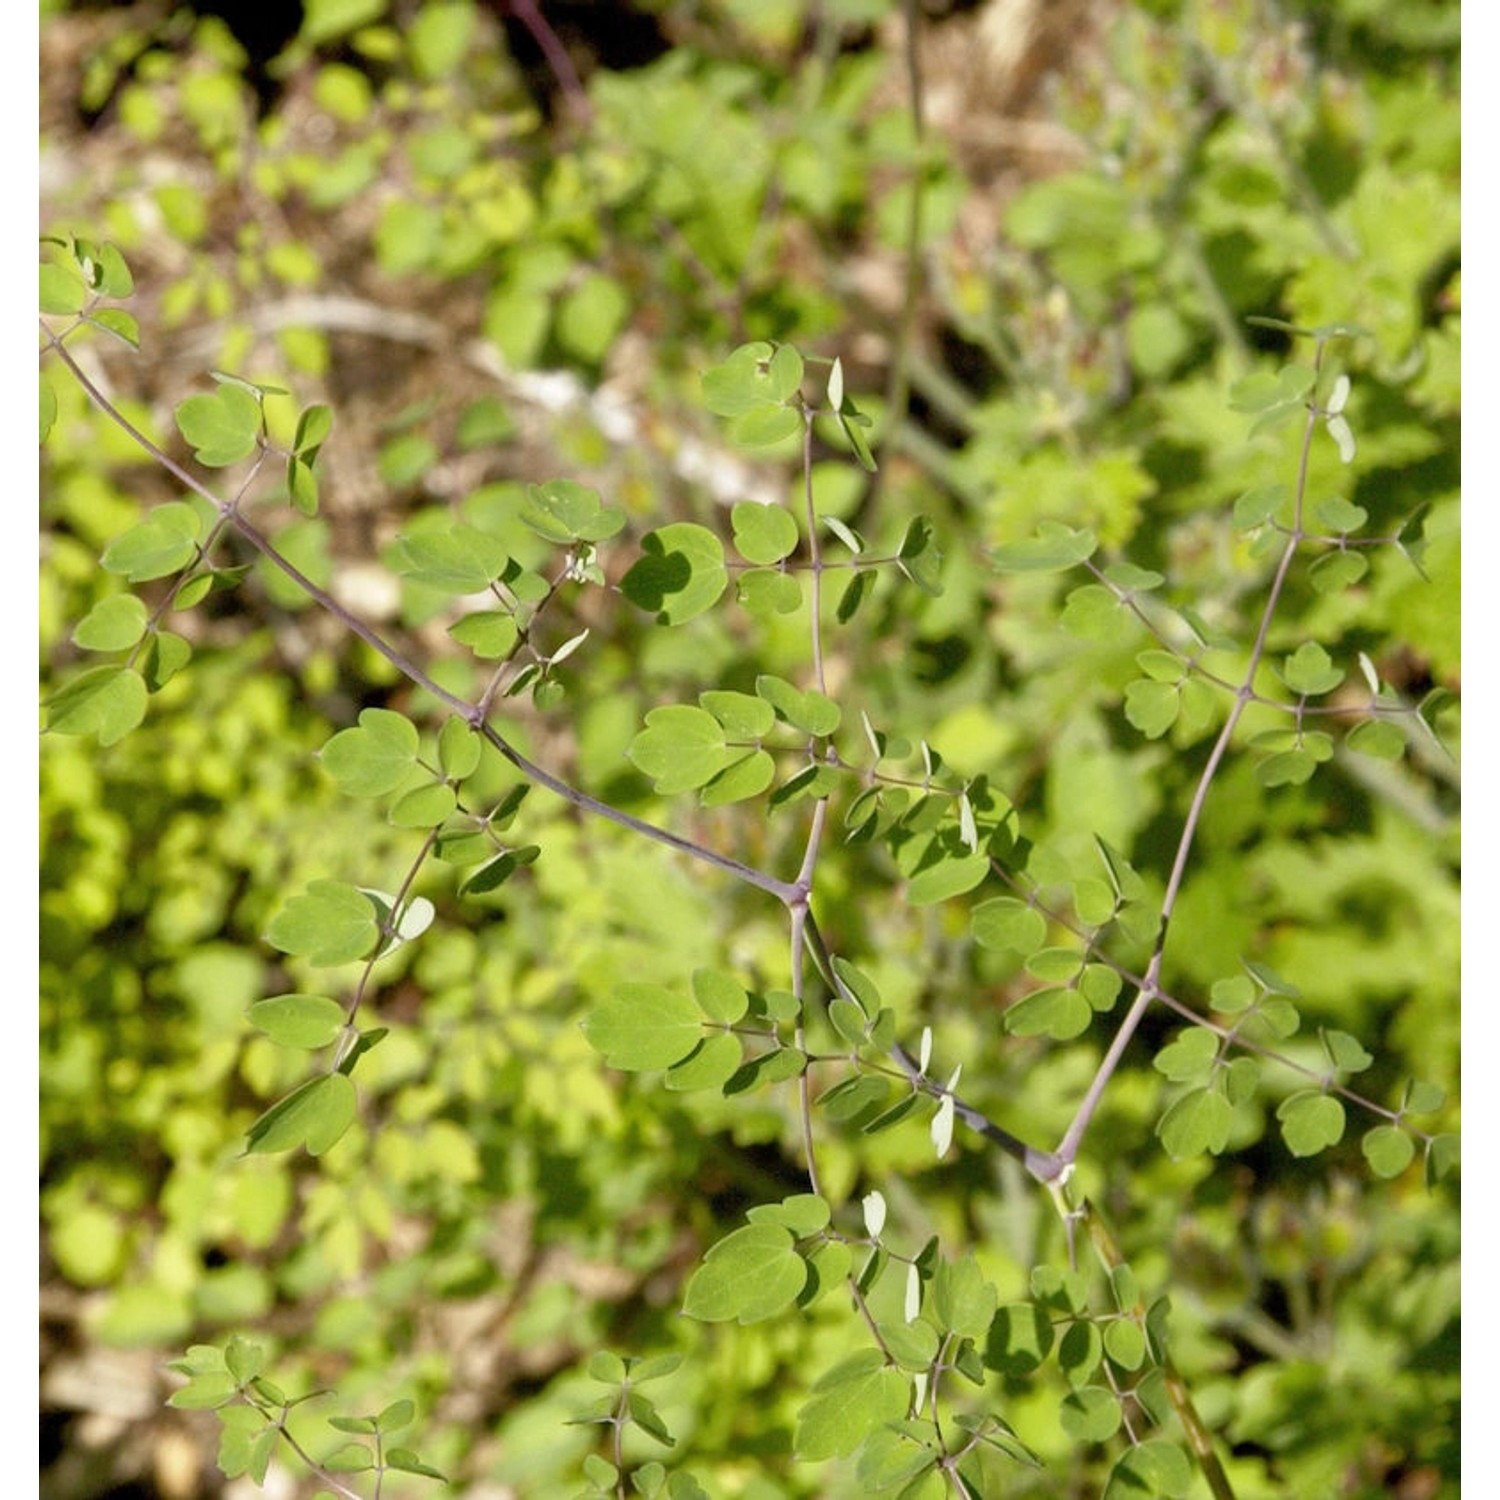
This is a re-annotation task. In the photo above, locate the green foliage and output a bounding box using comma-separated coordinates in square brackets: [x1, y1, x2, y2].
[40, 3, 1457, 1499]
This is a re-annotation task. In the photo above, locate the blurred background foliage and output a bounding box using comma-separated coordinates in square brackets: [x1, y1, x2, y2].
[40, 0, 1458, 1496]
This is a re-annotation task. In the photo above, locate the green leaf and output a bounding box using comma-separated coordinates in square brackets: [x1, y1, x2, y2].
[325, 1441, 375, 1471]
[1281, 642, 1344, 696]
[1322, 1028, 1373, 1073]
[144, 631, 192, 689]
[1057, 1319, 1103, 1388]
[930, 1255, 999, 1341]
[1025, 948, 1085, 982]
[248, 994, 346, 1049]
[747, 1194, 830, 1236]
[1228, 363, 1315, 417]
[449, 610, 520, 659]
[1346, 718, 1406, 759]
[700, 690, 775, 739]
[702, 341, 803, 416]
[794, 1349, 910, 1461]
[391, 525, 509, 593]
[319, 709, 420, 796]
[40, 260, 88, 314]
[459, 846, 539, 896]
[1309, 549, 1369, 593]
[990, 522, 1097, 573]
[44, 666, 148, 746]
[1404, 1079, 1447, 1114]
[265, 880, 379, 966]
[1124, 679, 1180, 739]
[175, 383, 262, 466]
[1153, 1028, 1219, 1083]
[1277, 1091, 1345, 1156]
[897, 516, 943, 595]
[389, 782, 458, 828]
[1362, 1125, 1416, 1178]
[1004, 987, 1090, 1040]
[692, 968, 749, 1023]
[40, 376, 58, 443]
[101, 502, 202, 582]
[1158, 1086, 1233, 1159]
[293, 403, 333, 456]
[817, 1074, 891, 1124]
[1233, 483, 1288, 529]
[627, 705, 729, 794]
[702, 749, 776, 805]
[1136, 650, 1186, 684]
[386, 1450, 446, 1480]
[681, 1223, 807, 1324]
[664, 1033, 742, 1092]
[1426, 1134, 1459, 1185]
[408, 0, 475, 79]
[971, 898, 1047, 954]
[1060, 1386, 1122, 1443]
[71, 594, 149, 652]
[985, 1304, 1053, 1376]
[836, 569, 873, 623]
[736, 568, 803, 616]
[244, 1073, 358, 1156]
[1105, 1441, 1193, 1499]
[88, 308, 140, 348]
[906, 853, 989, 907]
[828, 997, 869, 1047]
[520, 479, 625, 543]
[730, 405, 802, 447]
[583, 984, 703, 1070]
[834, 397, 878, 472]
[622, 524, 727, 625]
[755, 675, 841, 736]
[286, 455, 319, 516]
[731, 502, 799, 564]
[438, 717, 482, 780]
[1104, 1318, 1147, 1371]
[800, 1240, 853, 1308]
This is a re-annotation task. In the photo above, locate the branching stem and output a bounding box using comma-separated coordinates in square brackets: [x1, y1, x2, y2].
[1055, 344, 1329, 1168]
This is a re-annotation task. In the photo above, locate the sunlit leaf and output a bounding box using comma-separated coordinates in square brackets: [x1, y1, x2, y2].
[794, 1350, 909, 1460]
[244, 1073, 357, 1156]
[682, 1223, 807, 1324]
[583, 984, 703, 1070]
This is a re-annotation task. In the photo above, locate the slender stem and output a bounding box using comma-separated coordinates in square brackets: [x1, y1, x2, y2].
[44, 326, 803, 909]
[802, 407, 827, 695]
[507, 0, 592, 124]
[861, 0, 926, 518]
[1054, 350, 1327, 1167]
[1054, 1184, 1238, 1500]
[799, 913, 1062, 1179]
[789, 901, 824, 1202]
